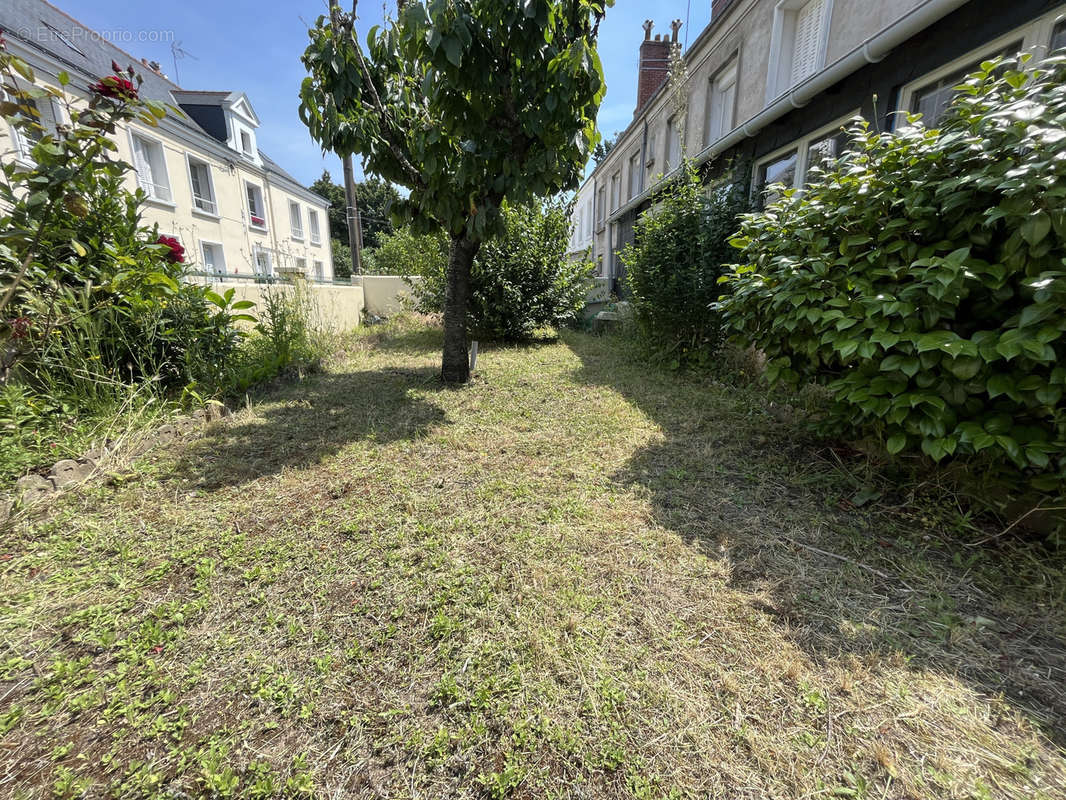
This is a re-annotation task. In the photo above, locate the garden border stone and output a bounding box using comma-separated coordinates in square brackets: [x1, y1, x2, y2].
[0, 403, 232, 523]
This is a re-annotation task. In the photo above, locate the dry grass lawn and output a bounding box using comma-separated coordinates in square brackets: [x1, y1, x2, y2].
[1, 317, 1065, 799]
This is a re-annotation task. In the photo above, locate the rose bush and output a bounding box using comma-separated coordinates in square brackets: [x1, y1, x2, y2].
[0, 48, 263, 481]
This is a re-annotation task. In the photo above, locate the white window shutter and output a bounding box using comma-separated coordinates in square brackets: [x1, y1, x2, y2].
[132, 137, 154, 195]
[790, 0, 826, 87]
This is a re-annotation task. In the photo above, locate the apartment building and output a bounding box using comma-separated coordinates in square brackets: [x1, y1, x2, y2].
[580, 0, 1066, 293]
[0, 0, 333, 282]
[566, 176, 598, 267]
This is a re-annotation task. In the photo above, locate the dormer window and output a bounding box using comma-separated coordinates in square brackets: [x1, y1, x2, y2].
[240, 130, 252, 155]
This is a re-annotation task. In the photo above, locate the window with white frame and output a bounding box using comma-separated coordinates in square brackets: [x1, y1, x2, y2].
[187, 156, 217, 215]
[628, 150, 642, 199]
[246, 183, 267, 228]
[705, 58, 737, 147]
[253, 245, 272, 276]
[908, 40, 1022, 128]
[900, 8, 1066, 129]
[805, 127, 850, 179]
[239, 129, 254, 157]
[314, 259, 325, 281]
[753, 115, 855, 205]
[755, 149, 798, 206]
[767, 0, 832, 101]
[609, 171, 620, 211]
[289, 201, 304, 240]
[1053, 19, 1066, 52]
[585, 199, 594, 238]
[645, 132, 657, 183]
[295, 257, 308, 274]
[665, 115, 682, 172]
[3, 89, 61, 162]
[596, 185, 606, 228]
[308, 209, 322, 245]
[200, 241, 226, 275]
[131, 133, 172, 202]
[790, 0, 828, 85]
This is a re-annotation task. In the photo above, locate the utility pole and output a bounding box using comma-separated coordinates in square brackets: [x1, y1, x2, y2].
[342, 153, 362, 276]
[334, 1, 362, 277]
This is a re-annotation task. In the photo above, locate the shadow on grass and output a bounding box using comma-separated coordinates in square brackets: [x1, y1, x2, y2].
[565, 331, 1066, 746]
[173, 365, 445, 490]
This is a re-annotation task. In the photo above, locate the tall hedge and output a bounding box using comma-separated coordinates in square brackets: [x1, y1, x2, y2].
[621, 164, 749, 368]
[722, 55, 1066, 492]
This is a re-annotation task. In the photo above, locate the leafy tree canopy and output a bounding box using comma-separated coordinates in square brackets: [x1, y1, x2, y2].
[299, 0, 610, 241]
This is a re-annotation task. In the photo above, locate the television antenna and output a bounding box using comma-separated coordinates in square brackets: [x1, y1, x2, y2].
[170, 41, 198, 85]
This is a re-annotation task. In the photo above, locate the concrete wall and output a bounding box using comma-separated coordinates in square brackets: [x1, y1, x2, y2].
[359, 275, 421, 317]
[354, 274, 610, 316]
[201, 279, 364, 332]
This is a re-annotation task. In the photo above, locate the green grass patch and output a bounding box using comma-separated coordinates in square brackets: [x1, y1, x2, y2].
[1, 316, 1064, 798]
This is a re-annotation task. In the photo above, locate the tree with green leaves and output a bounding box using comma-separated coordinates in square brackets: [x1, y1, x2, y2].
[300, 0, 610, 382]
[309, 170, 400, 250]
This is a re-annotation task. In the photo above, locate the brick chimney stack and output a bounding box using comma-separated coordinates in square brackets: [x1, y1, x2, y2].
[635, 19, 675, 116]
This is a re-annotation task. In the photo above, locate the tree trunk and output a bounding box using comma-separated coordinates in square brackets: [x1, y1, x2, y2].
[441, 233, 479, 383]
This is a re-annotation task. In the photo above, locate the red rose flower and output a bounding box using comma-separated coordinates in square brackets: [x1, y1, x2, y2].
[156, 235, 185, 264]
[90, 74, 138, 101]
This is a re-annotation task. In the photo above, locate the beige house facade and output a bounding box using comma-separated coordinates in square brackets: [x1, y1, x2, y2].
[580, 0, 1066, 293]
[1, 0, 332, 283]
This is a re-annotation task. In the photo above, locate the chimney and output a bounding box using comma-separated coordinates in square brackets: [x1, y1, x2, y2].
[636, 20, 673, 116]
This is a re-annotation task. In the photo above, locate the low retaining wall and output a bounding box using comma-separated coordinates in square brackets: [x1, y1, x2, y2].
[346, 274, 611, 320]
[356, 275, 421, 317]
[201, 279, 364, 331]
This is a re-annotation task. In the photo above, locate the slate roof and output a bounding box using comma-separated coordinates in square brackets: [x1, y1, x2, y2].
[0, 0, 321, 200]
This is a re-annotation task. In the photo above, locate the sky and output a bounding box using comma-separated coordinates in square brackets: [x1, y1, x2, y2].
[55, 0, 711, 188]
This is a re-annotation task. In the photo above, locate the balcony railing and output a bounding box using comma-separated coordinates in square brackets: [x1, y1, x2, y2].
[193, 194, 217, 215]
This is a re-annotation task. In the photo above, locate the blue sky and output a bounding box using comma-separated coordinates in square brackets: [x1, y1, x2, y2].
[56, 0, 710, 187]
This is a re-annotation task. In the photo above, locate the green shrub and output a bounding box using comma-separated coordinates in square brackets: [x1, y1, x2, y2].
[413, 202, 593, 341]
[722, 54, 1066, 493]
[331, 238, 352, 280]
[621, 163, 749, 368]
[0, 53, 257, 480]
[364, 228, 448, 277]
[217, 281, 333, 395]
[1, 53, 252, 403]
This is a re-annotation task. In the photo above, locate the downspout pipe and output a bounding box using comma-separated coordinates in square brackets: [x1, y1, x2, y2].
[607, 0, 971, 222]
